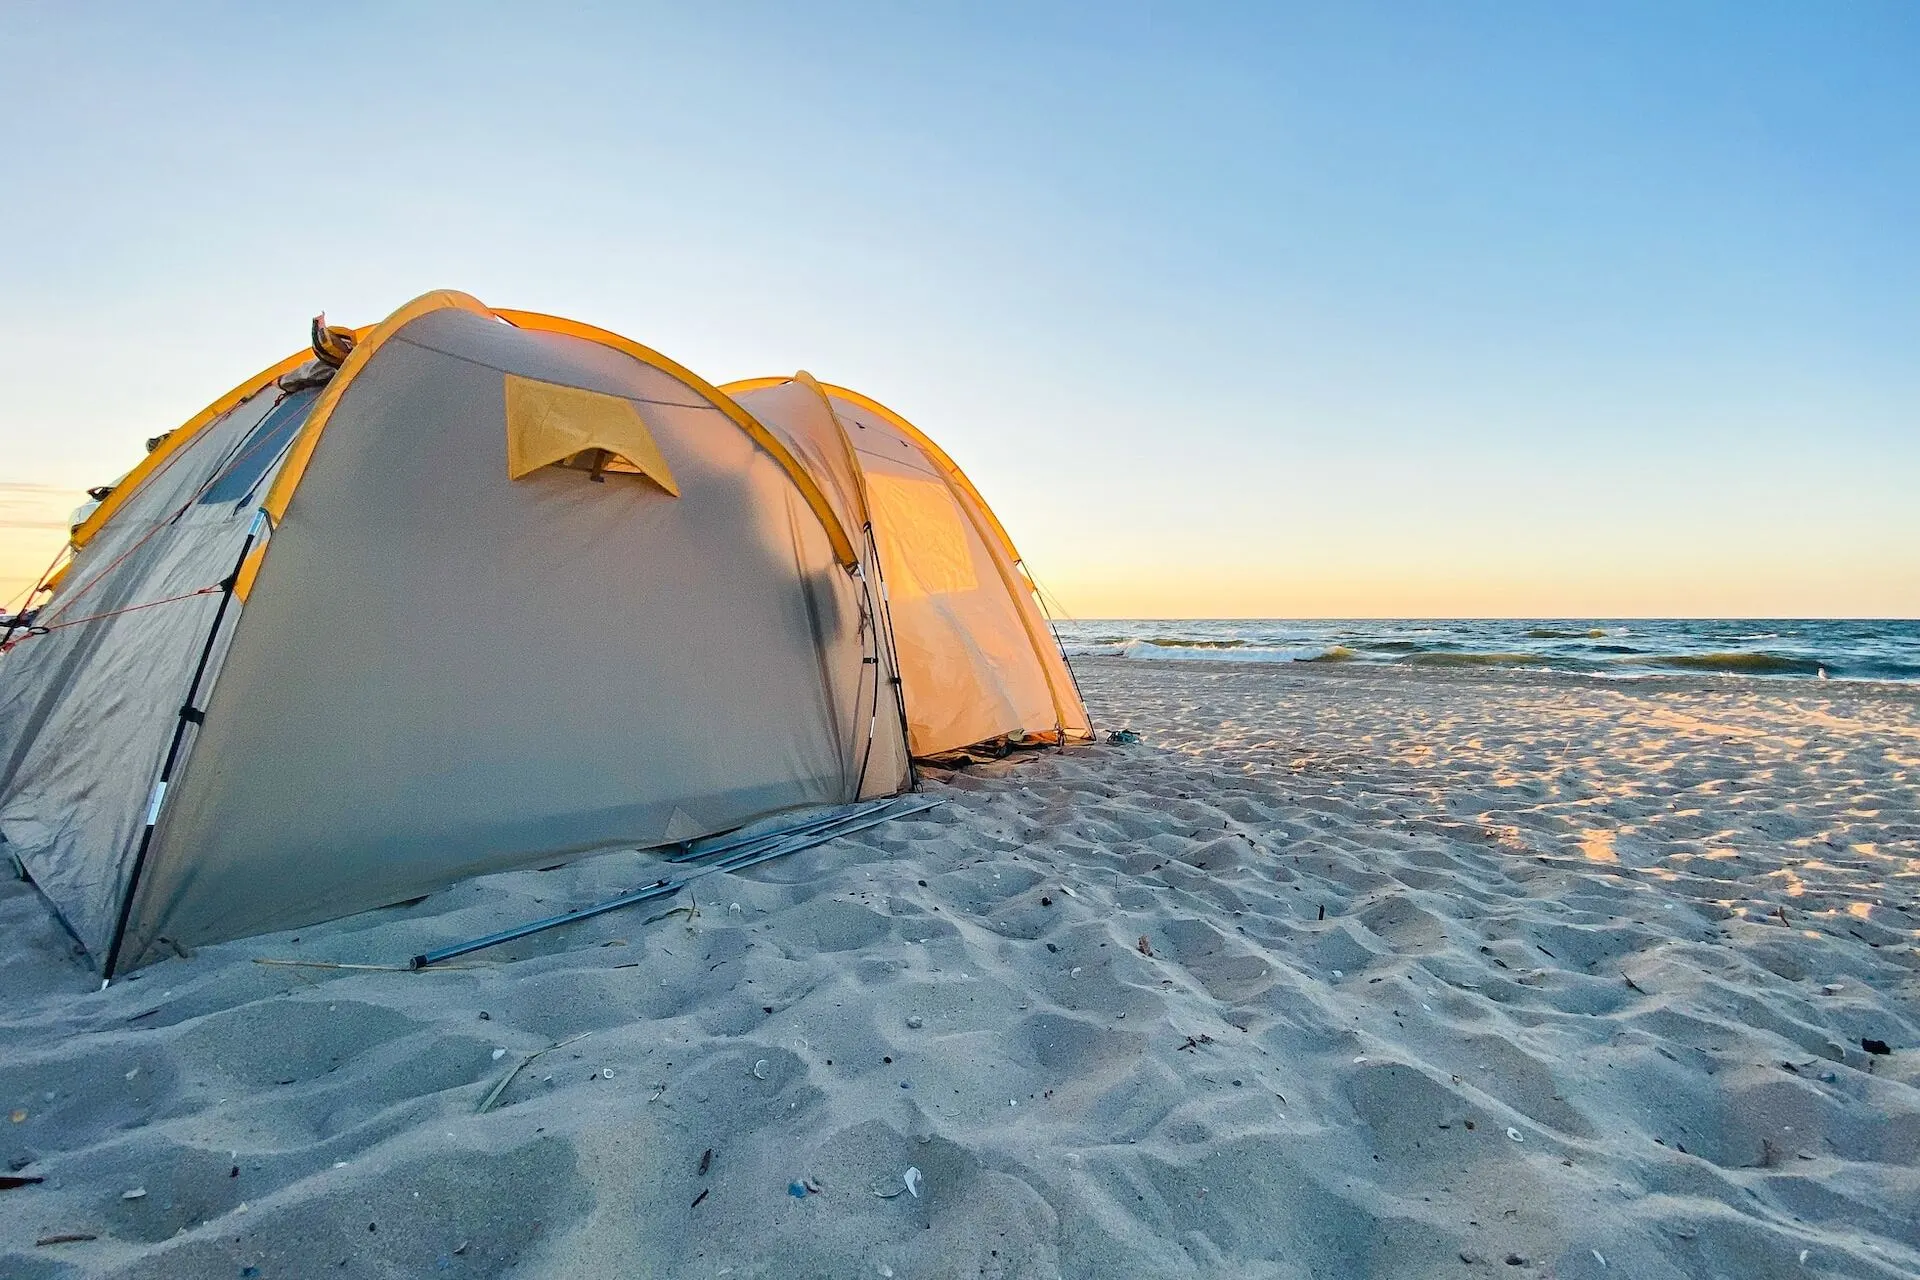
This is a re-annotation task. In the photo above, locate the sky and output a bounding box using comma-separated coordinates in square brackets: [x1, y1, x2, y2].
[2, 2, 1915, 618]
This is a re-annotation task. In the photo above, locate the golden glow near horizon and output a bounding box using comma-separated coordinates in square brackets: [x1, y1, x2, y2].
[1018, 537, 1920, 620]
[0, 486, 80, 611]
[1041, 568, 1920, 621]
[9, 407, 1918, 620]
[7, 480, 1916, 620]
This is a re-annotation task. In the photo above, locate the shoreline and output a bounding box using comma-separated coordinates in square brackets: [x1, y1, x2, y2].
[1068, 651, 1920, 696]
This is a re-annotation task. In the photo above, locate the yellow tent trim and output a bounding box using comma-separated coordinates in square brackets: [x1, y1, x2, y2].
[232, 535, 267, 602]
[721, 378, 1023, 565]
[71, 349, 314, 550]
[792, 370, 878, 529]
[495, 311, 858, 569]
[503, 373, 680, 495]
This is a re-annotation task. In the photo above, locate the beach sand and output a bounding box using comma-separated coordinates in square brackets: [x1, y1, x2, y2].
[3, 658, 1917, 1278]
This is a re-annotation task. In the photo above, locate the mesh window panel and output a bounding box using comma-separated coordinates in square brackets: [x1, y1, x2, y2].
[200, 387, 322, 506]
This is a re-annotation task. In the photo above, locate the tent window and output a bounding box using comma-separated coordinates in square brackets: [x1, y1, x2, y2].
[866, 468, 979, 599]
[504, 374, 679, 495]
[199, 387, 321, 507]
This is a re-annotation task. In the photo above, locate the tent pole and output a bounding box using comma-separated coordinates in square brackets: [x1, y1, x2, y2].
[805, 382, 916, 790]
[848, 562, 882, 798]
[864, 523, 919, 790]
[411, 796, 940, 968]
[101, 512, 264, 980]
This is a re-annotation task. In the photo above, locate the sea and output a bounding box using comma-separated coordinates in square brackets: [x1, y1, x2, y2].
[1051, 619, 1920, 683]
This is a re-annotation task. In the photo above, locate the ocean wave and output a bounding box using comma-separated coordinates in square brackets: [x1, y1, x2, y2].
[1651, 652, 1826, 675]
[1399, 652, 1545, 668]
[1066, 640, 1352, 664]
[1140, 637, 1248, 649]
[1525, 628, 1607, 639]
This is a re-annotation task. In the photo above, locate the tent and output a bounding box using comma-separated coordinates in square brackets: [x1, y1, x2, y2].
[0, 290, 1089, 974]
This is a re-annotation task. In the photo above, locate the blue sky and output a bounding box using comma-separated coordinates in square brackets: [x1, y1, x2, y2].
[3, 2, 1915, 614]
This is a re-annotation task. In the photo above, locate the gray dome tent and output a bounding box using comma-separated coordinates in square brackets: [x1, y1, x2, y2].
[0, 291, 1088, 974]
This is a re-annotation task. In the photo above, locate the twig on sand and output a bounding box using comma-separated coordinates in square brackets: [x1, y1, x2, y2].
[477, 1031, 594, 1114]
[644, 903, 698, 929]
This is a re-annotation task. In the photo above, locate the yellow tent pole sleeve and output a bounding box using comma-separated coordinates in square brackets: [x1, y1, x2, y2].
[232, 534, 268, 602]
[794, 370, 877, 528]
[71, 349, 314, 550]
[496, 311, 859, 569]
[236, 290, 496, 601]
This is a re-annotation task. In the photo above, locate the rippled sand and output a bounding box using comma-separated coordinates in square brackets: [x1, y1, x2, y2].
[2, 659, 1915, 1277]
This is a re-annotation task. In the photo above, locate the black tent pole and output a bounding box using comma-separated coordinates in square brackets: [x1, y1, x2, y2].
[864, 523, 919, 790]
[101, 513, 264, 982]
[848, 562, 883, 799]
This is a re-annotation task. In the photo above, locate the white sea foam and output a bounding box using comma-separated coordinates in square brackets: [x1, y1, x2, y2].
[1063, 640, 1347, 664]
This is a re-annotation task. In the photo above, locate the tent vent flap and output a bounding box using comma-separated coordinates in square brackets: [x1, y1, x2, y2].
[503, 373, 679, 494]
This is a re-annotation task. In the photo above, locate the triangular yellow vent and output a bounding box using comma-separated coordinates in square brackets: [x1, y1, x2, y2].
[504, 374, 679, 495]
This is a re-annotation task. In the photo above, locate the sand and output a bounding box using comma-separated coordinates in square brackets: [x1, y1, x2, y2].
[3, 657, 1917, 1278]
